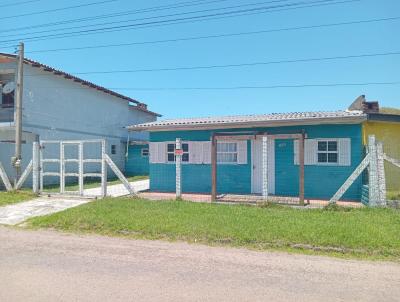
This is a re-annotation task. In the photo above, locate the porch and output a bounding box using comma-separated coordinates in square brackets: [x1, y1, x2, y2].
[138, 191, 363, 208]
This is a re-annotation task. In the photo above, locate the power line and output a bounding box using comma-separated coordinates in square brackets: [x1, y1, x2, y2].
[1, 0, 119, 20]
[0, 0, 359, 48]
[24, 50, 400, 76]
[0, 0, 234, 34]
[110, 81, 400, 90]
[21, 16, 399, 54]
[29, 81, 400, 91]
[0, 0, 359, 44]
[0, 0, 40, 8]
[0, 0, 291, 38]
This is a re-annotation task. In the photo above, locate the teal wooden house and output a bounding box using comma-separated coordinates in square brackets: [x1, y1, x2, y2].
[128, 110, 367, 202]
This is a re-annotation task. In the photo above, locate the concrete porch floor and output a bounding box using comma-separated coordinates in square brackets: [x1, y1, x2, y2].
[138, 192, 363, 208]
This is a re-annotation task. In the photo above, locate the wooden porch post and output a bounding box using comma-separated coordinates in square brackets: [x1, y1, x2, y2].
[299, 131, 305, 205]
[211, 134, 217, 201]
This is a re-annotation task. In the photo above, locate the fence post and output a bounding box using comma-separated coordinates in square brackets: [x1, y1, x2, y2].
[101, 140, 107, 198]
[78, 142, 84, 196]
[32, 142, 39, 193]
[368, 135, 379, 206]
[376, 141, 386, 206]
[262, 135, 268, 199]
[60, 142, 65, 194]
[175, 138, 182, 199]
[298, 132, 305, 206]
[39, 142, 43, 193]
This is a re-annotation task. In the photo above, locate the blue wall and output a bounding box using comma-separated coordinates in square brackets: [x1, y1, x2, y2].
[125, 145, 149, 176]
[149, 124, 363, 200]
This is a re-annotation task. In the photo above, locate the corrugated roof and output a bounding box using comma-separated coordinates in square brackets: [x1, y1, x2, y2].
[129, 110, 366, 131]
[0, 53, 161, 117]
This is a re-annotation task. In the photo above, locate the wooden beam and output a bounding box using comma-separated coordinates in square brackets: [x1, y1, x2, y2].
[299, 131, 305, 205]
[256, 133, 307, 140]
[214, 135, 255, 141]
[211, 134, 217, 201]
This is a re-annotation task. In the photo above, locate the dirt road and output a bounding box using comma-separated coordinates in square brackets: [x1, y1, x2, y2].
[0, 226, 398, 302]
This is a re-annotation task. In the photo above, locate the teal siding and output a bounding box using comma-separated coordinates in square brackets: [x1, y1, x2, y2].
[125, 145, 149, 176]
[361, 185, 369, 205]
[150, 142, 251, 194]
[149, 124, 363, 201]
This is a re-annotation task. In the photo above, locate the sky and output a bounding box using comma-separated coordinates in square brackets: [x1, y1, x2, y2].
[1, 0, 399, 119]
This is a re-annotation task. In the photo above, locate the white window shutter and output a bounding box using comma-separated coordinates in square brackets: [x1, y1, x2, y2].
[189, 141, 203, 164]
[294, 139, 317, 165]
[237, 140, 248, 164]
[338, 138, 351, 166]
[149, 142, 166, 163]
[304, 139, 317, 165]
[293, 140, 299, 165]
[202, 141, 211, 164]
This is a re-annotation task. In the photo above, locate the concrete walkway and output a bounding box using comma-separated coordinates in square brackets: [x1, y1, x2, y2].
[84, 179, 149, 197]
[0, 180, 149, 225]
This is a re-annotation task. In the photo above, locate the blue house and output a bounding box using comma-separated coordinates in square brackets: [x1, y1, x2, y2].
[129, 110, 368, 201]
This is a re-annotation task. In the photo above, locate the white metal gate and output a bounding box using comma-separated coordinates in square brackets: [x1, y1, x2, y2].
[39, 139, 107, 196]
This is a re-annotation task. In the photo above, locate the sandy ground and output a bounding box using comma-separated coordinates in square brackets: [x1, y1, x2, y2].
[0, 226, 399, 302]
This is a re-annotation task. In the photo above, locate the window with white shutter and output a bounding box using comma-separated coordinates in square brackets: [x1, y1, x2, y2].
[189, 141, 203, 164]
[317, 140, 338, 164]
[216, 140, 247, 164]
[294, 138, 351, 166]
[166, 142, 189, 163]
[149, 142, 167, 163]
[202, 141, 211, 164]
[338, 138, 351, 166]
[294, 139, 317, 165]
[217, 142, 238, 163]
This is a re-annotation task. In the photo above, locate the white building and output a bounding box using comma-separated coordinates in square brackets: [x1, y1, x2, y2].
[0, 53, 160, 185]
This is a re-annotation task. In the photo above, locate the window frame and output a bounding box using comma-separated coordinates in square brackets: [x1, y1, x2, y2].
[217, 141, 239, 164]
[316, 139, 339, 165]
[166, 141, 189, 163]
[141, 148, 149, 157]
[111, 144, 117, 155]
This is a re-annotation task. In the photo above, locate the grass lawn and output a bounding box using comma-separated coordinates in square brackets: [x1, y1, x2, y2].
[0, 191, 37, 207]
[28, 198, 400, 260]
[388, 190, 400, 201]
[43, 175, 148, 192]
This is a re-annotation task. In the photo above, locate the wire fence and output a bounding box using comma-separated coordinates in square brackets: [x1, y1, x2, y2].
[383, 139, 400, 201]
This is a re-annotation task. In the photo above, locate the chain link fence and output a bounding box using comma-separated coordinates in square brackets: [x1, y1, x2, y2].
[383, 140, 400, 202]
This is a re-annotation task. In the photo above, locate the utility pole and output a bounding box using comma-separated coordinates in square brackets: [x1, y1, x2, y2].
[13, 42, 24, 186]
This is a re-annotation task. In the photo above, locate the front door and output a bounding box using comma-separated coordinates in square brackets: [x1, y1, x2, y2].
[251, 138, 275, 194]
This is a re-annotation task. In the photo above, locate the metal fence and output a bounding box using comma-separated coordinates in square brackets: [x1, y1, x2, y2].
[383, 139, 400, 201]
[0, 139, 145, 198]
